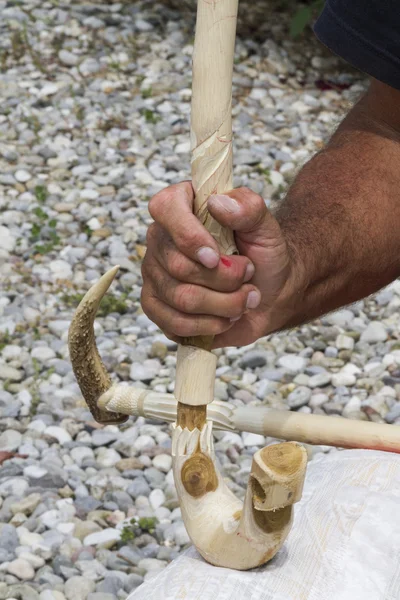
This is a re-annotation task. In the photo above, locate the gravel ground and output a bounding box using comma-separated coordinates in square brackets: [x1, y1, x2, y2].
[1, 1, 397, 599]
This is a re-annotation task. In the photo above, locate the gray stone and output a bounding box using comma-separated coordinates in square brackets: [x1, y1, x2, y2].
[0, 429, 22, 451]
[96, 576, 124, 595]
[59, 49, 79, 66]
[239, 351, 267, 369]
[277, 355, 307, 373]
[0, 364, 23, 381]
[288, 386, 312, 408]
[360, 321, 388, 344]
[127, 478, 151, 498]
[65, 576, 96, 600]
[0, 524, 19, 553]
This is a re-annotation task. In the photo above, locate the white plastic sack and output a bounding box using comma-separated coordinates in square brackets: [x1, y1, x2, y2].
[128, 449, 400, 600]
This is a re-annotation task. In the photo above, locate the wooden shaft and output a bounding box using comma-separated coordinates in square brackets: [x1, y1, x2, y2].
[233, 406, 400, 454]
[177, 0, 239, 429]
[100, 389, 400, 454]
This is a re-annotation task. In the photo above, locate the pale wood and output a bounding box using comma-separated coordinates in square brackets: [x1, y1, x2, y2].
[190, 0, 239, 256]
[175, 345, 217, 406]
[172, 423, 307, 569]
[99, 388, 400, 455]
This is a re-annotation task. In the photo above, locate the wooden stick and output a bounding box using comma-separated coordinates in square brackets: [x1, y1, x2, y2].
[170, 0, 308, 569]
[177, 0, 239, 432]
[99, 387, 400, 454]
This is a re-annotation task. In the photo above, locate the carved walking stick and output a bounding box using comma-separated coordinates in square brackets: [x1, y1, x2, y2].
[69, 0, 308, 570]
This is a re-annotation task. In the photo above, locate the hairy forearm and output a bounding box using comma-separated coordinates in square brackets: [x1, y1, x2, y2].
[274, 85, 400, 329]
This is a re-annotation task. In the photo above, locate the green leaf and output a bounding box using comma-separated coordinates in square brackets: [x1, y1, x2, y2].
[290, 6, 312, 38]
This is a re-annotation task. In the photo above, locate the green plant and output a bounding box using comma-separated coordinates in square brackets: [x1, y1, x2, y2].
[290, 0, 325, 38]
[30, 203, 60, 255]
[120, 517, 158, 544]
[34, 185, 48, 203]
[141, 108, 160, 124]
[0, 332, 12, 352]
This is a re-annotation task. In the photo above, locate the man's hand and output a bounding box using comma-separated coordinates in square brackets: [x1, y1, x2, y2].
[141, 182, 296, 348]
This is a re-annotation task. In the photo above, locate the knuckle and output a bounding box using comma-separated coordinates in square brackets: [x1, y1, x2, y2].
[146, 223, 157, 246]
[173, 284, 199, 313]
[170, 317, 193, 338]
[175, 227, 201, 253]
[148, 189, 173, 220]
[209, 318, 230, 336]
[167, 252, 192, 280]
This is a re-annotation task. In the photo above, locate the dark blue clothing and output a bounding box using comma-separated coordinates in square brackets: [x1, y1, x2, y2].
[314, 1, 400, 89]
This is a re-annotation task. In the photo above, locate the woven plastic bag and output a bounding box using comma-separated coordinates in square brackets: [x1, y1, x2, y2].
[127, 449, 400, 600]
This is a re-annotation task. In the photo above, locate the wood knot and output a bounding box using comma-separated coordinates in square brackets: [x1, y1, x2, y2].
[181, 452, 218, 498]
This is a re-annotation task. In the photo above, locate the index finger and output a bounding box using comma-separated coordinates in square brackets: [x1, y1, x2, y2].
[148, 182, 222, 269]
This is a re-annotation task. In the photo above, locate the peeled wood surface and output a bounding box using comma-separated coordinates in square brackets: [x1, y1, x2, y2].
[190, 0, 239, 257]
[178, 0, 240, 425]
[100, 389, 400, 454]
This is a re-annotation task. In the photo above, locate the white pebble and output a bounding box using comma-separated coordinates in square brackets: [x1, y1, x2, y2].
[149, 488, 165, 510]
[14, 169, 31, 183]
[84, 528, 121, 547]
[360, 321, 388, 344]
[7, 558, 35, 580]
[45, 426, 72, 445]
[242, 432, 265, 447]
[152, 454, 172, 473]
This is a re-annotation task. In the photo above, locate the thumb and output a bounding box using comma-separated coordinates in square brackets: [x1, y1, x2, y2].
[207, 188, 284, 252]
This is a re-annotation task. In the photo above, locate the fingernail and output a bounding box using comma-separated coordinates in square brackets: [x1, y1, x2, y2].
[246, 290, 261, 309]
[197, 246, 219, 268]
[230, 316, 242, 323]
[208, 194, 240, 213]
[244, 263, 255, 282]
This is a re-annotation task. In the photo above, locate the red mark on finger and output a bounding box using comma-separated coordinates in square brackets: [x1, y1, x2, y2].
[220, 257, 232, 268]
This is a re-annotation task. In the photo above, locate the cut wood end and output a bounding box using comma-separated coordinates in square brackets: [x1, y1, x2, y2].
[251, 442, 307, 511]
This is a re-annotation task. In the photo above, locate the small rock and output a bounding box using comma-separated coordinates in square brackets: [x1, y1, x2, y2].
[7, 558, 35, 580]
[59, 49, 79, 66]
[287, 386, 311, 408]
[65, 576, 96, 600]
[277, 355, 307, 373]
[308, 373, 331, 388]
[0, 524, 19, 552]
[239, 351, 267, 369]
[127, 478, 151, 498]
[0, 364, 23, 381]
[40, 591, 67, 600]
[96, 448, 121, 468]
[242, 432, 265, 447]
[10, 493, 41, 516]
[44, 426, 72, 445]
[74, 520, 102, 541]
[40, 591, 66, 600]
[335, 334, 355, 351]
[360, 321, 388, 344]
[0, 429, 22, 451]
[15, 169, 31, 183]
[79, 58, 101, 76]
[116, 457, 144, 472]
[31, 346, 56, 362]
[385, 403, 400, 424]
[134, 435, 156, 452]
[331, 373, 356, 387]
[149, 489, 165, 510]
[152, 454, 172, 473]
[84, 528, 121, 548]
